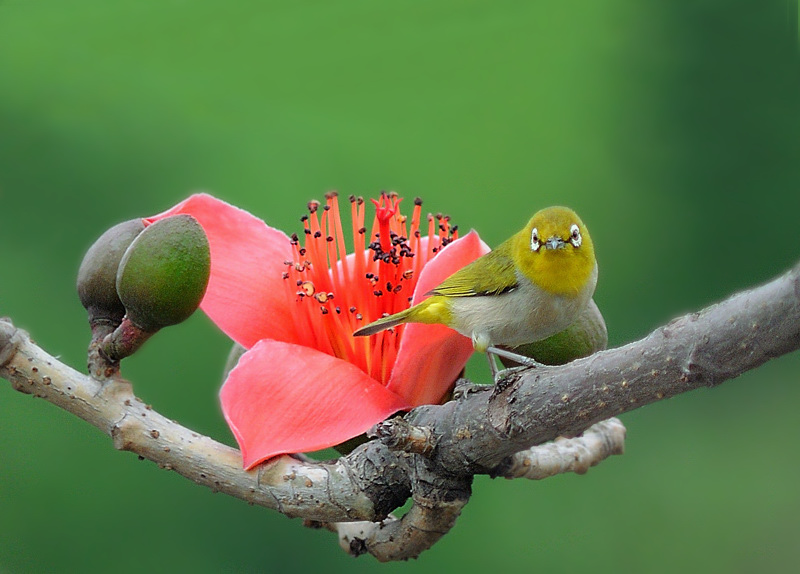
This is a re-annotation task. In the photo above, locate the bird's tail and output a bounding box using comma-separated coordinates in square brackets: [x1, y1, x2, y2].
[352, 308, 414, 337]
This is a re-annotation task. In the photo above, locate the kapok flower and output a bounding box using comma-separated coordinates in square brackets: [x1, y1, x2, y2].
[147, 192, 489, 468]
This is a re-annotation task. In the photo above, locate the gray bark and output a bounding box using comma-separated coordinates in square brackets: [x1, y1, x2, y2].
[2, 260, 799, 561]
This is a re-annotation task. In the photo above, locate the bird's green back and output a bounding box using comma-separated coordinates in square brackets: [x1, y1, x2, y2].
[427, 239, 518, 297]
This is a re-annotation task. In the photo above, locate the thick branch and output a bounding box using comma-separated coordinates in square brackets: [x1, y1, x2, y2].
[2, 260, 799, 560]
[401, 261, 800, 475]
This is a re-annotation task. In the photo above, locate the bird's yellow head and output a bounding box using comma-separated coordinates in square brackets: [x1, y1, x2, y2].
[513, 206, 596, 297]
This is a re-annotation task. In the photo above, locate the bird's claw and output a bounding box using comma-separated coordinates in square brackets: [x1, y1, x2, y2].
[493, 365, 528, 386]
[453, 379, 492, 399]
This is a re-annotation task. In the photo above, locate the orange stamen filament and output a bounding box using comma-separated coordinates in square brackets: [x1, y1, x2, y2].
[285, 192, 456, 385]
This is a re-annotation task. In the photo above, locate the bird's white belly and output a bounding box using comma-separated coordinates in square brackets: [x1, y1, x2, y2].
[447, 268, 595, 348]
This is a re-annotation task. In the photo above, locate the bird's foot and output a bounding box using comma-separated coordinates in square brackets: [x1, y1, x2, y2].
[486, 346, 546, 385]
[486, 346, 545, 369]
[492, 365, 529, 386]
[452, 379, 493, 399]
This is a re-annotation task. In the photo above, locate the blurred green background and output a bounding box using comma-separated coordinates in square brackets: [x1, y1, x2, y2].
[1, 0, 799, 572]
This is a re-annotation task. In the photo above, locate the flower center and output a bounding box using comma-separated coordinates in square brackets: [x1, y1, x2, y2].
[282, 191, 457, 383]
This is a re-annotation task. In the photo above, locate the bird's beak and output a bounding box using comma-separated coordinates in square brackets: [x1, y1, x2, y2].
[545, 236, 566, 250]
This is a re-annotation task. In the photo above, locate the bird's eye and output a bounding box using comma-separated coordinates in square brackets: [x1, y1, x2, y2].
[530, 228, 541, 252]
[569, 224, 582, 247]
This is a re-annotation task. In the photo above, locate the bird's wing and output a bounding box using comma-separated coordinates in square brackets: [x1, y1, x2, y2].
[428, 245, 517, 297]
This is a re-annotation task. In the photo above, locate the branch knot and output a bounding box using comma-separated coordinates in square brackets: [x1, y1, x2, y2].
[371, 417, 437, 456]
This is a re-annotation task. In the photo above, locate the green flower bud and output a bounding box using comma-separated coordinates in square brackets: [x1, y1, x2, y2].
[99, 215, 210, 363]
[77, 219, 145, 328]
[116, 214, 211, 333]
[501, 299, 608, 367]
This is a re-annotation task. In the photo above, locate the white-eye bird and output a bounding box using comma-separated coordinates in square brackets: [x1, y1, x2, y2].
[353, 206, 597, 376]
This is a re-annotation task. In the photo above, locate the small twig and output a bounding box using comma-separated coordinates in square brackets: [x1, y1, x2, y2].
[371, 417, 437, 456]
[338, 494, 468, 561]
[492, 418, 626, 480]
[0, 319, 381, 523]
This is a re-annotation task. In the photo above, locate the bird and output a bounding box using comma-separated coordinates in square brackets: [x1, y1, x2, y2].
[353, 206, 597, 378]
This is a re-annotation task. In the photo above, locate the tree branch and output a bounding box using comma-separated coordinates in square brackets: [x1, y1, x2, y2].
[397, 260, 800, 476]
[0, 320, 381, 522]
[2, 260, 799, 560]
[494, 417, 626, 480]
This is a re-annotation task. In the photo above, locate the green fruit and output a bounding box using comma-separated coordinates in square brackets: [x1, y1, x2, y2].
[501, 299, 608, 367]
[77, 219, 145, 325]
[116, 214, 210, 332]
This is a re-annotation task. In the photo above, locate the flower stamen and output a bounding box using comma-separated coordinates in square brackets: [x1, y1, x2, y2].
[286, 191, 459, 385]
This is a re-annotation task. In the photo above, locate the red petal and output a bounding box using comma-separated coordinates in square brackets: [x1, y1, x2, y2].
[220, 339, 411, 469]
[146, 194, 301, 349]
[387, 231, 491, 405]
[387, 323, 475, 405]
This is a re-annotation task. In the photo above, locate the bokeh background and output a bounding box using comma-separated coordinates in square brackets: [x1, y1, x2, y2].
[2, 1, 799, 572]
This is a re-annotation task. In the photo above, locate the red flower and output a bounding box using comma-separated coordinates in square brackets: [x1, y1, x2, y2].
[147, 192, 489, 468]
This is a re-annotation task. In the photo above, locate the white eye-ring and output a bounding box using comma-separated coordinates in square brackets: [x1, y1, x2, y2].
[569, 224, 582, 247]
[530, 227, 541, 252]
